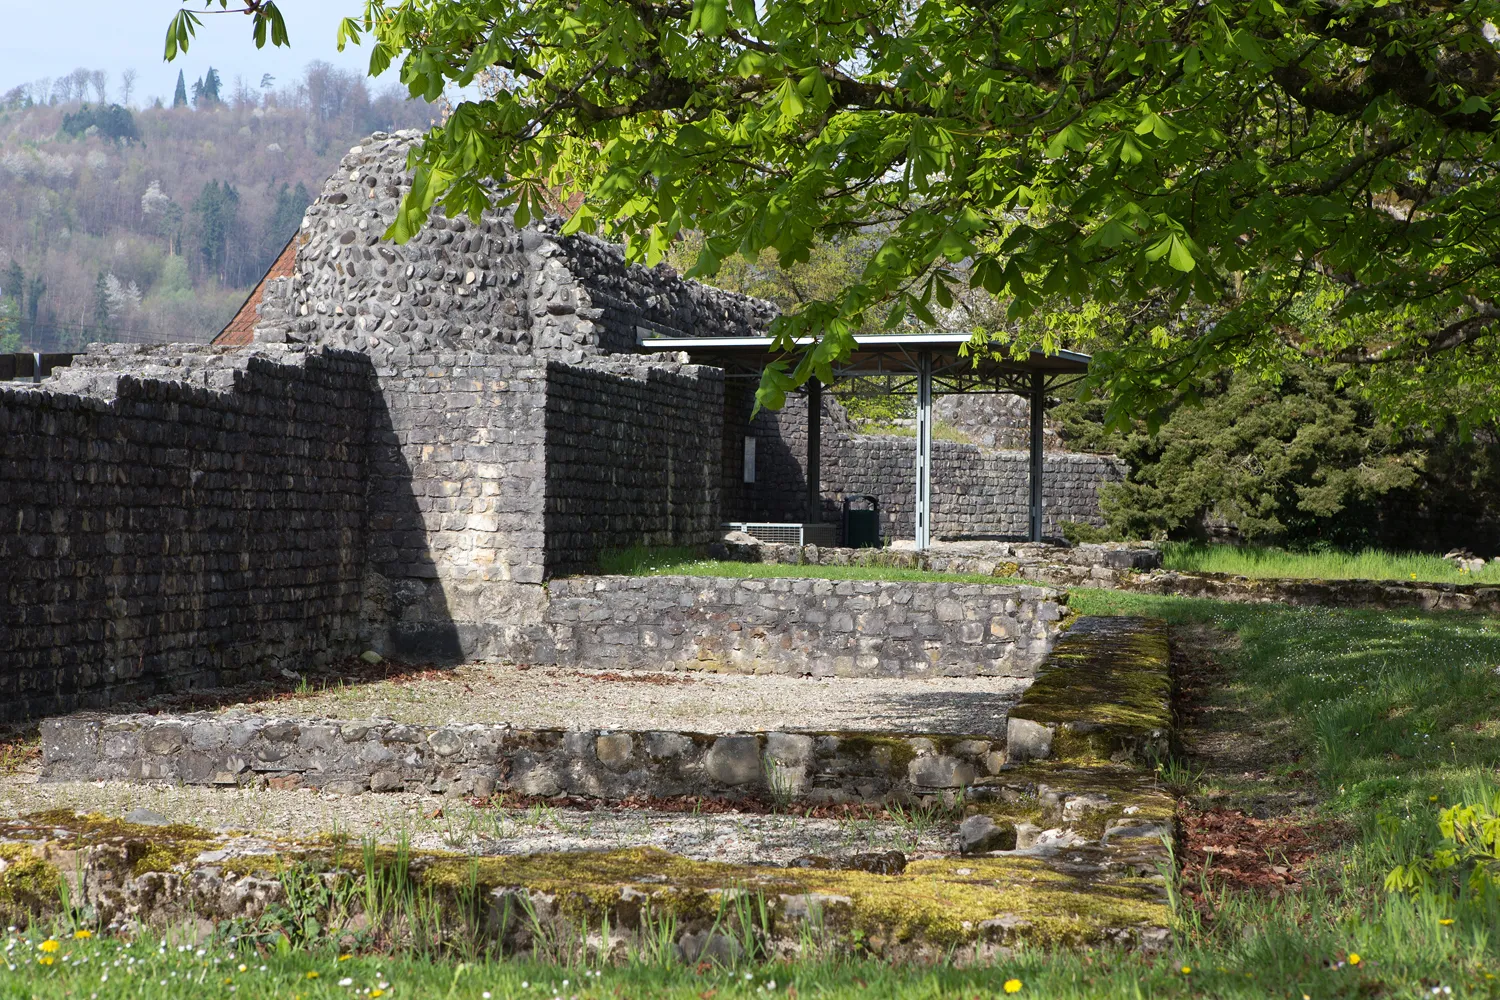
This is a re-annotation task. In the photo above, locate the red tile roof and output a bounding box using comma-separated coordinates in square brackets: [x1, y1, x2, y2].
[213, 234, 299, 346]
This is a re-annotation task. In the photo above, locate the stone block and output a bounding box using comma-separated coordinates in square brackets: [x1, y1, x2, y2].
[1006, 717, 1054, 761]
[595, 733, 635, 770]
[958, 815, 1016, 854]
[704, 735, 762, 786]
[908, 755, 975, 789]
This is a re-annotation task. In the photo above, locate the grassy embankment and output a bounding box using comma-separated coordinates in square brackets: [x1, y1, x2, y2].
[1160, 542, 1500, 584]
[604, 542, 1500, 586]
[596, 546, 1036, 585]
[4, 591, 1500, 997]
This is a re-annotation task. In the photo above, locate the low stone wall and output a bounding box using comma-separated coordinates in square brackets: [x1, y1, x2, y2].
[713, 539, 1162, 589]
[41, 713, 1008, 805]
[536, 575, 1066, 678]
[1121, 570, 1500, 612]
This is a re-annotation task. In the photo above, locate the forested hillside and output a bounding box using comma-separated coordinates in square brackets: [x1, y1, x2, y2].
[0, 64, 433, 351]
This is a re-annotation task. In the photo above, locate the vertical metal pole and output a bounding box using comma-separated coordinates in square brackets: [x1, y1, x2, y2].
[1029, 371, 1044, 542]
[805, 380, 822, 524]
[915, 351, 933, 550]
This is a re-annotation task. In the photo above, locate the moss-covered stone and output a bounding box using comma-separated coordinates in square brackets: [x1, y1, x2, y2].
[0, 843, 59, 919]
[421, 845, 1165, 949]
[5, 810, 218, 876]
[1007, 617, 1171, 765]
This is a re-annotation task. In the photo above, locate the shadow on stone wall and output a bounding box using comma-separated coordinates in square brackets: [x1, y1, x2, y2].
[360, 383, 465, 664]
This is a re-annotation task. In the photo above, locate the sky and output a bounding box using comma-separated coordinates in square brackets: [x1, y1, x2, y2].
[0, 0, 394, 104]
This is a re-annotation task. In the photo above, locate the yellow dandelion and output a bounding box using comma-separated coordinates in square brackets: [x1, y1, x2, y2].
[372, 990, 386, 997]
[38, 955, 54, 966]
[38, 939, 60, 953]
[1439, 918, 1455, 926]
[307, 971, 321, 980]
[224, 978, 234, 985]
[72, 930, 92, 940]
[1180, 965, 1192, 975]
[1349, 953, 1362, 966]
[1003, 979, 1022, 994]
[238, 963, 248, 972]
[1430, 795, 1439, 802]
[339, 954, 353, 961]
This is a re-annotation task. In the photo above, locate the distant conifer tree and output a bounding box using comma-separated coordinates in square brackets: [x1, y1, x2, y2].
[171, 70, 187, 108]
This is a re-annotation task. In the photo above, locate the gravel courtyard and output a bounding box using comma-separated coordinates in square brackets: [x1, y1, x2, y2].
[215, 664, 1031, 736]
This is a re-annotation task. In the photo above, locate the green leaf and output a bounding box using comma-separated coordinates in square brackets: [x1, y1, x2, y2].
[693, 0, 728, 36]
[337, 17, 363, 52]
[1167, 235, 1196, 271]
[163, 9, 201, 61]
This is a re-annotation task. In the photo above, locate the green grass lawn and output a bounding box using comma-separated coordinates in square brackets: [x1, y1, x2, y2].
[6, 592, 1500, 998]
[597, 546, 1041, 586]
[1161, 541, 1500, 585]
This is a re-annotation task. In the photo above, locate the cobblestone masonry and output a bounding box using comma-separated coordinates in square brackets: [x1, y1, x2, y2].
[0, 344, 373, 723]
[39, 713, 1012, 804]
[253, 131, 775, 360]
[729, 390, 1126, 539]
[537, 575, 1065, 678]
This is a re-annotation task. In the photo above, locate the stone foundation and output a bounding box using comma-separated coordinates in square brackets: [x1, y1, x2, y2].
[1121, 569, 1500, 611]
[536, 575, 1066, 677]
[40, 714, 1007, 805]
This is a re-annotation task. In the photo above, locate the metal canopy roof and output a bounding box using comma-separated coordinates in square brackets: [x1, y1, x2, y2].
[636, 331, 1093, 546]
[636, 332, 1091, 395]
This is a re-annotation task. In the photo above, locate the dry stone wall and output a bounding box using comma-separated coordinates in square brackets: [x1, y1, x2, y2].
[255, 132, 774, 363]
[538, 575, 1065, 678]
[0, 344, 373, 723]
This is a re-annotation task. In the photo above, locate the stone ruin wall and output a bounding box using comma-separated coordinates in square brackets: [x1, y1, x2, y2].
[728, 389, 1125, 540]
[252, 131, 776, 363]
[0, 345, 373, 724]
[543, 359, 725, 576]
[367, 352, 726, 664]
[0, 344, 728, 719]
[0, 132, 1121, 718]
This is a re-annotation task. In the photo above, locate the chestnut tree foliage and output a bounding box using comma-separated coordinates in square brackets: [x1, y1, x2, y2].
[176, 0, 1500, 426]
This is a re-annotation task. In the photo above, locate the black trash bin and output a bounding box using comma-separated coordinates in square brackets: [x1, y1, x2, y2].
[842, 495, 881, 548]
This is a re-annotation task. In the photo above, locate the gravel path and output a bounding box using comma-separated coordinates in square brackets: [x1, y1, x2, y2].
[219, 665, 1029, 736]
[0, 776, 954, 864]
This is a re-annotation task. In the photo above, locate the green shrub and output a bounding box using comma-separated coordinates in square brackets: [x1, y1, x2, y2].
[1386, 787, 1500, 904]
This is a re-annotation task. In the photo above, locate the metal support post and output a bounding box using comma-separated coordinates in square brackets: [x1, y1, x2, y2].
[806, 379, 822, 523]
[1029, 371, 1044, 542]
[915, 351, 933, 550]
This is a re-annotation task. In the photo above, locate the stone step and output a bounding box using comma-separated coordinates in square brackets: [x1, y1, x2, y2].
[42, 713, 1010, 805]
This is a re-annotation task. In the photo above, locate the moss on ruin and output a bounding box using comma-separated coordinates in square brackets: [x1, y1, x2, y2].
[7, 810, 218, 876]
[420, 845, 1165, 948]
[1007, 617, 1171, 766]
[0, 843, 59, 917]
